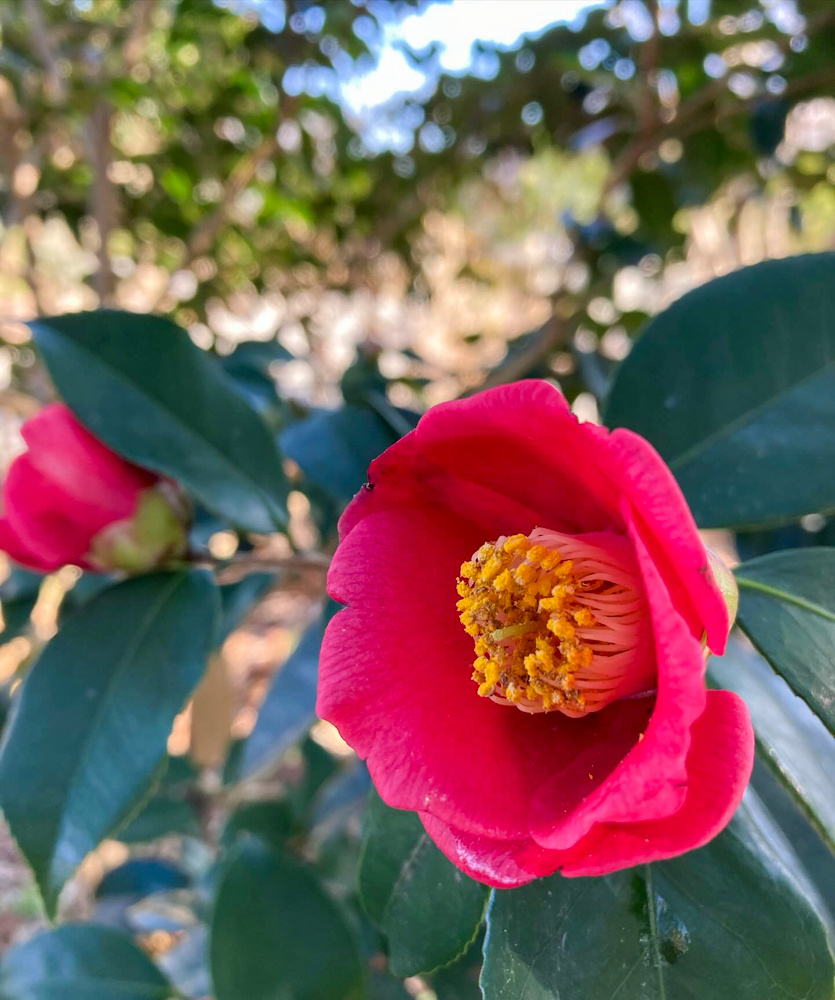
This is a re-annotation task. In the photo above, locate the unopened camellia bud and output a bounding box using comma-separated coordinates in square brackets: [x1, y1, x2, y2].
[0, 403, 191, 574]
[87, 482, 190, 573]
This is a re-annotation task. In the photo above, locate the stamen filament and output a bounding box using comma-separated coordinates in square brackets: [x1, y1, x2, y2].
[458, 527, 655, 717]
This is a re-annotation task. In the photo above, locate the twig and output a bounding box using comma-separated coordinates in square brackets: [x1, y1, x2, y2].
[84, 100, 118, 304]
[475, 314, 569, 392]
[189, 133, 281, 261]
[204, 551, 331, 585]
[604, 5, 835, 195]
[22, 0, 67, 104]
[122, 0, 158, 70]
[637, 0, 660, 135]
[148, 101, 295, 312]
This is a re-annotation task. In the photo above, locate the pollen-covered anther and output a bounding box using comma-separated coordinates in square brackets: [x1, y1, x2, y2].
[457, 528, 655, 717]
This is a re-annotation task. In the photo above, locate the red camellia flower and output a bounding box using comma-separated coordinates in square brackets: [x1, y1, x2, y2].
[0, 403, 189, 574]
[318, 380, 754, 887]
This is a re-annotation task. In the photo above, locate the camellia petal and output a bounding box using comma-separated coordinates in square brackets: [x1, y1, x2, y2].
[557, 690, 754, 876]
[0, 454, 95, 569]
[530, 503, 708, 849]
[21, 402, 157, 530]
[419, 690, 754, 886]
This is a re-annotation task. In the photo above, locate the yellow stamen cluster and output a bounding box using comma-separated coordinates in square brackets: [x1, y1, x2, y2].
[457, 534, 596, 713]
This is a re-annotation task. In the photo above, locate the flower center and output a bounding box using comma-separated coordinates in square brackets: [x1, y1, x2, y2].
[457, 528, 655, 717]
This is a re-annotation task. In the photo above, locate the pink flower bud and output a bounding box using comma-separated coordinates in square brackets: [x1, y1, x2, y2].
[0, 404, 189, 574]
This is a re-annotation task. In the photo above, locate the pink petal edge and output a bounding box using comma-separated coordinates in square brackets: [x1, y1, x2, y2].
[421, 689, 754, 887]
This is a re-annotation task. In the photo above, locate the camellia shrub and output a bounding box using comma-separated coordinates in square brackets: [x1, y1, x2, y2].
[0, 253, 834, 999]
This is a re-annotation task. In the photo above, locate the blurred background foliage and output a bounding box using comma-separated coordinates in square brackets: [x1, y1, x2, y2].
[1, 0, 835, 993]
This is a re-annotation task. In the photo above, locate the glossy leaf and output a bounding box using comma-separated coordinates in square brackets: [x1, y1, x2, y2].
[482, 796, 834, 999]
[281, 404, 401, 502]
[96, 858, 190, 900]
[431, 936, 484, 1000]
[0, 568, 42, 642]
[710, 636, 835, 849]
[221, 341, 291, 426]
[117, 754, 201, 844]
[0, 571, 219, 914]
[0, 924, 173, 999]
[311, 760, 372, 843]
[368, 973, 412, 1000]
[734, 548, 835, 736]
[210, 838, 363, 1000]
[606, 254, 835, 528]
[221, 800, 294, 853]
[217, 573, 274, 642]
[31, 310, 289, 533]
[359, 791, 488, 977]
[238, 600, 337, 780]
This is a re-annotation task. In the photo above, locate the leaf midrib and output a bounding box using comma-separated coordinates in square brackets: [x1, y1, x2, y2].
[385, 831, 431, 918]
[668, 358, 835, 474]
[47, 574, 188, 901]
[35, 324, 285, 527]
[735, 576, 835, 624]
[644, 865, 667, 1000]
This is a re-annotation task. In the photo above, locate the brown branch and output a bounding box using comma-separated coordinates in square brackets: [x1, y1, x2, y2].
[22, 0, 68, 104]
[148, 101, 297, 312]
[207, 551, 331, 585]
[188, 132, 281, 262]
[0, 77, 28, 226]
[604, 4, 835, 196]
[673, 64, 835, 147]
[122, 0, 159, 70]
[637, 0, 660, 135]
[84, 99, 119, 304]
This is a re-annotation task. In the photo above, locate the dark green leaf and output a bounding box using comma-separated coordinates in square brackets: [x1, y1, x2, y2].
[0, 568, 44, 603]
[0, 571, 219, 914]
[359, 791, 488, 977]
[748, 99, 789, 156]
[477, 321, 560, 389]
[238, 600, 337, 780]
[210, 838, 363, 1000]
[735, 548, 835, 736]
[364, 393, 420, 440]
[0, 924, 173, 999]
[218, 573, 273, 642]
[631, 169, 679, 244]
[221, 340, 293, 373]
[749, 757, 835, 919]
[605, 254, 835, 528]
[368, 972, 412, 1000]
[431, 935, 484, 1000]
[311, 760, 371, 842]
[710, 635, 835, 848]
[0, 595, 37, 643]
[221, 341, 291, 426]
[31, 310, 289, 533]
[96, 858, 189, 900]
[281, 405, 400, 502]
[117, 754, 200, 844]
[221, 800, 294, 853]
[482, 796, 834, 999]
[292, 736, 338, 812]
[0, 568, 42, 642]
